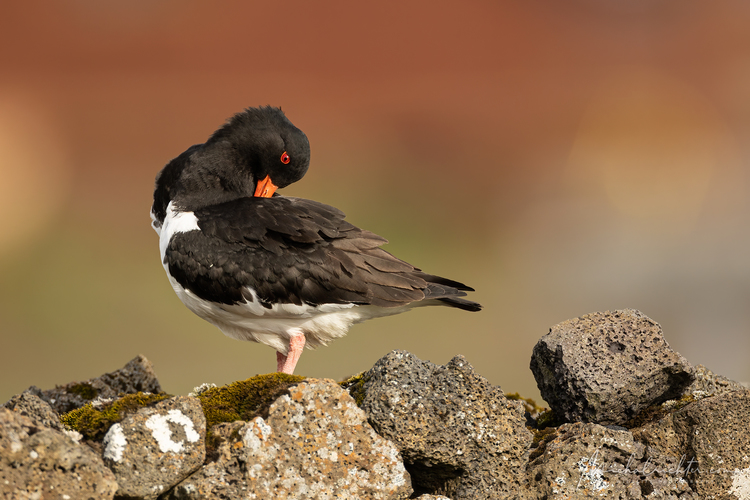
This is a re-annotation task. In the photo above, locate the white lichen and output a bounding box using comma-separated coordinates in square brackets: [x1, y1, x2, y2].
[145, 409, 200, 453]
[63, 429, 83, 443]
[103, 423, 127, 462]
[188, 383, 217, 397]
[728, 467, 750, 499]
[243, 417, 273, 453]
[91, 397, 114, 409]
[576, 455, 609, 492]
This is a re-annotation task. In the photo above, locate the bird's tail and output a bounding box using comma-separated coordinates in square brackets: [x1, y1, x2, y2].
[417, 272, 483, 312]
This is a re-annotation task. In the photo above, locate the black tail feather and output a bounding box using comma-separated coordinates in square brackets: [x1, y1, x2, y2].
[420, 273, 482, 312]
[415, 272, 475, 292]
[437, 297, 483, 312]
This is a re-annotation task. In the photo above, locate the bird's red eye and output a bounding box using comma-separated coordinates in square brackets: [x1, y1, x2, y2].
[280, 151, 290, 164]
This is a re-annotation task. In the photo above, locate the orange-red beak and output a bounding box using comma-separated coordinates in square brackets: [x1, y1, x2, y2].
[254, 175, 278, 198]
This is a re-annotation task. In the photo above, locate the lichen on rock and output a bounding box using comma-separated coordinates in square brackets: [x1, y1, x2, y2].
[59, 391, 171, 441]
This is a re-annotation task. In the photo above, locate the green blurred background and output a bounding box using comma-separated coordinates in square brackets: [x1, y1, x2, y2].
[2, 1, 749, 405]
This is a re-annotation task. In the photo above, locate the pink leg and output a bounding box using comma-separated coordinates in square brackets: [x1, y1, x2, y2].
[276, 332, 306, 374]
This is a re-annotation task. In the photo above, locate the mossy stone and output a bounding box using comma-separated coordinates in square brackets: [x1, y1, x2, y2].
[339, 372, 369, 406]
[59, 392, 171, 441]
[65, 382, 98, 400]
[506, 392, 545, 416]
[196, 373, 305, 432]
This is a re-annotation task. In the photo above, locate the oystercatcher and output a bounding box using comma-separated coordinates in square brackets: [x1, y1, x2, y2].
[151, 106, 481, 374]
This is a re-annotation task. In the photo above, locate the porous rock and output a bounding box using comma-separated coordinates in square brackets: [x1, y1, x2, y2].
[352, 350, 532, 499]
[3, 391, 62, 431]
[526, 422, 697, 499]
[634, 390, 750, 499]
[0, 407, 117, 499]
[30, 354, 163, 414]
[683, 364, 749, 399]
[530, 309, 695, 426]
[169, 378, 412, 500]
[101, 395, 205, 500]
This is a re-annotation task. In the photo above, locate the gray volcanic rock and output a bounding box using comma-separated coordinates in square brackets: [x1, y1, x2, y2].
[31, 354, 163, 414]
[635, 390, 750, 499]
[3, 391, 62, 431]
[102, 395, 206, 500]
[169, 378, 412, 500]
[526, 422, 697, 499]
[530, 309, 695, 425]
[351, 350, 532, 499]
[684, 364, 749, 399]
[0, 408, 118, 500]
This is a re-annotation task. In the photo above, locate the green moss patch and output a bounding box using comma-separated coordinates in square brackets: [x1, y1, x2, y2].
[339, 372, 369, 406]
[534, 409, 560, 429]
[60, 392, 171, 441]
[65, 382, 99, 400]
[528, 426, 559, 462]
[506, 392, 546, 416]
[196, 373, 305, 432]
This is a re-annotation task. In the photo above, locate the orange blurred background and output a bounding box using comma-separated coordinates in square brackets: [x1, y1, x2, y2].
[2, 1, 749, 405]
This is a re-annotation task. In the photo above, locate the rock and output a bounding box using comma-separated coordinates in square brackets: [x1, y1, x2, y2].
[0, 407, 118, 499]
[634, 390, 750, 499]
[526, 422, 697, 499]
[101, 395, 206, 500]
[530, 309, 695, 426]
[683, 364, 749, 399]
[350, 350, 532, 500]
[33, 354, 163, 414]
[169, 378, 412, 500]
[3, 391, 62, 431]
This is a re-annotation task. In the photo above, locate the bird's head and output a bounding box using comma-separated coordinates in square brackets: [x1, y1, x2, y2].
[152, 106, 311, 224]
[209, 106, 311, 198]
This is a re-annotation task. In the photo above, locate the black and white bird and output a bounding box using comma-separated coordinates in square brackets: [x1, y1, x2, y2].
[151, 106, 481, 374]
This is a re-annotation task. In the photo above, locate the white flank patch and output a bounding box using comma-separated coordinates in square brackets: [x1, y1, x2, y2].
[145, 409, 200, 453]
[159, 201, 200, 265]
[103, 423, 127, 462]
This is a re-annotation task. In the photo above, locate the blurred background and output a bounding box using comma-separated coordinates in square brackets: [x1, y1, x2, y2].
[1, 1, 749, 405]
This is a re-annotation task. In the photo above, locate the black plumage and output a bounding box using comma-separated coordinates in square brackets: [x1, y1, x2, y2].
[164, 196, 480, 311]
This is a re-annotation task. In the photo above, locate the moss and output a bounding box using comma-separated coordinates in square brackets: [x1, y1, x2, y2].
[528, 426, 559, 462]
[506, 392, 546, 416]
[339, 372, 369, 407]
[66, 382, 99, 400]
[196, 373, 305, 432]
[60, 392, 171, 441]
[535, 409, 561, 429]
[625, 393, 696, 429]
